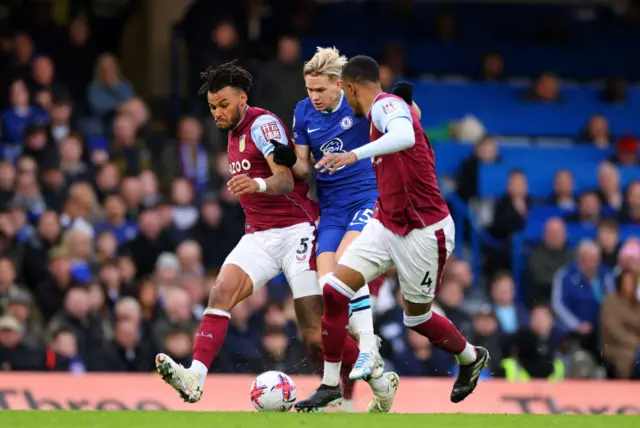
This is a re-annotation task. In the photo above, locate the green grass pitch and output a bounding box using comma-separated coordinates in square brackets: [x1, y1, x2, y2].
[0, 412, 637, 428]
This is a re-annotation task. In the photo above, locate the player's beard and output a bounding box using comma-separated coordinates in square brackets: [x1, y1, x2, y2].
[216, 105, 243, 131]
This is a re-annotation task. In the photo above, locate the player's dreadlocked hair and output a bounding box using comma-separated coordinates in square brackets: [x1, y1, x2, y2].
[198, 60, 253, 95]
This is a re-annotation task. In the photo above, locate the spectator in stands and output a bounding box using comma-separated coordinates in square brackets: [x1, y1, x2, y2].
[29, 55, 60, 105]
[490, 271, 529, 334]
[0, 314, 44, 371]
[94, 194, 138, 246]
[47, 89, 74, 146]
[47, 327, 85, 372]
[59, 134, 91, 183]
[152, 287, 197, 347]
[490, 169, 531, 241]
[479, 52, 504, 82]
[139, 279, 160, 326]
[89, 317, 156, 372]
[521, 72, 562, 103]
[617, 238, 640, 276]
[470, 305, 503, 374]
[176, 240, 204, 277]
[456, 136, 500, 201]
[95, 163, 120, 201]
[58, 16, 97, 104]
[124, 208, 174, 279]
[610, 136, 639, 166]
[139, 170, 161, 209]
[170, 178, 200, 242]
[552, 239, 614, 358]
[549, 169, 576, 211]
[253, 35, 307, 130]
[191, 195, 229, 271]
[601, 77, 628, 105]
[5, 290, 43, 348]
[565, 191, 602, 226]
[190, 21, 244, 102]
[120, 176, 142, 219]
[0, 161, 15, 211]
[160, 117, 212, 195]
[110, 113, 150, 177]
[597, 219, 620, 268]
[21, 210, 60, 287]
[0, 257, 31, 309]
[579, 115, 611, 148]
[379, 64, 395, 92]
[450, 115, 486, 142]
[500, 305, 564, 380]
[5, 33, 34, 84]
[444, 259, 487, 315]
[48, 286, 106, 359]
[601, 269, 640, 378]
[620, 181, 640, 224]
[1, 79, 47, 150]
[87, 53, 134, 124]
[435, 280, 473, 338]
[598, 162, 624, 212]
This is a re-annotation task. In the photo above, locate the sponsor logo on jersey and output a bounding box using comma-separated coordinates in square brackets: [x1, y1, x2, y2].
[382, 101, 399, 115]
[340, 116, 353, 130]
[320, 138, 345, 154]
[260, 121, 282, 141]
[239, 135, 246, 152]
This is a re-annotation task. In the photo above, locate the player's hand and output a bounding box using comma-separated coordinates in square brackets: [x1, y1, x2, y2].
[227, 174, 260, 196]
[315, 151, 357, 175]
[392, 81, 414, 105]
[270, 139, 297, 168]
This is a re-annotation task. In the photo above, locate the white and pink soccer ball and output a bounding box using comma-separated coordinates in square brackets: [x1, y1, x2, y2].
[250, 371, 297, 412]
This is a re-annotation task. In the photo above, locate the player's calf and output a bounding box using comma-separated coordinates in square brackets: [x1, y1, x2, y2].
[403, 302, 489, 403]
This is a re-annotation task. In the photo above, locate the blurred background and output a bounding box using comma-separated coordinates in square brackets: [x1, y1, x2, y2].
[0, 0, 639, 388]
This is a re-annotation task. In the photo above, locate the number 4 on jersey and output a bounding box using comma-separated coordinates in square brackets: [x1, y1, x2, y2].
[420, 271, 433, 288]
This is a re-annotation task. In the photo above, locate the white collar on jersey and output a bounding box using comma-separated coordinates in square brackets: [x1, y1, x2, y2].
[367, 92, 385, 117]
[233, 105, 249, 130]
[321, 90, 345, 114]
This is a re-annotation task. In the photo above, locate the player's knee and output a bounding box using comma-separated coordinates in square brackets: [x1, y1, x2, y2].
[403, 310, 432, 328]
[208, 279, 247, 312]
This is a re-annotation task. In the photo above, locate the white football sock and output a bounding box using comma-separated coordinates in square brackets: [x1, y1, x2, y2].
[322, 361, 342, 387]
[349, 285, 376, 353]
[190, 359, 209, 385]
[456, 342, 478, 365]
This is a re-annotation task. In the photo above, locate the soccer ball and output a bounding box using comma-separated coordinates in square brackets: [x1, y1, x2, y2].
[250, 371, 297, 412]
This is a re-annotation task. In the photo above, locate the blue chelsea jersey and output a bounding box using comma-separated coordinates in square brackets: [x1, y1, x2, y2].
[293, 91, 378, 209]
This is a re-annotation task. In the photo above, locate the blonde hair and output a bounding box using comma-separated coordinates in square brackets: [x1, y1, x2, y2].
[303, 46, 347, 79]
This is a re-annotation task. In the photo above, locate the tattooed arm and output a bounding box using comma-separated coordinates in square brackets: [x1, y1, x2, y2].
[264, 154, 294, 194]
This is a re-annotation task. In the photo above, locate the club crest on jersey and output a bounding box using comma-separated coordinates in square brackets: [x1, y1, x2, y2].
[260, 122, 282, 141]
[340, 116, 353, 130]
[239, 135, 246, 152]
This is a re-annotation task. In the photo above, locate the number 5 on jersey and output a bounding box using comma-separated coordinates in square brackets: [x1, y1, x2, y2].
[296, 237, 311, 262]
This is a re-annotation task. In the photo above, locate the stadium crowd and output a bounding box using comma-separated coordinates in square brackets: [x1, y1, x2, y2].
[0, 0, 639, 385]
